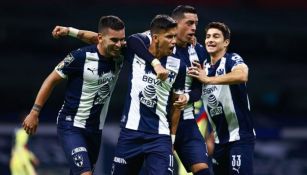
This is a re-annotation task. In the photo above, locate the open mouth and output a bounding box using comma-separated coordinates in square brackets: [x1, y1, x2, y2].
[187, 33, 194, 38]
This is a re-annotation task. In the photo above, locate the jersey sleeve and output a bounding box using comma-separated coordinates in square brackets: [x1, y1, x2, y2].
[226, 53, 247, 73]
[55, 49, 84, 78]
[126, 33, 155, 64]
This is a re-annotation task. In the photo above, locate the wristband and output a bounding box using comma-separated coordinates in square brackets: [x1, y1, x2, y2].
[68, 27, 79, 38]
[151, 58, 161, 67]
[32, 104, 42, 113]
[171, 134, 176, 144]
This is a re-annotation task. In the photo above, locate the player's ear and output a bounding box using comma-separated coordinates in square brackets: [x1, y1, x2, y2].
[224, 39, 230, 48]
[98, 33, 104, 43]
[151, 33, 159, 43]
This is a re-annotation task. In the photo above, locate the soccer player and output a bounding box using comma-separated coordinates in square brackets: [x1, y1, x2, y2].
[52, 5, 211, 175]
[22, 15, 126, 175]
[188, 22, 256, 175]
[111, 14, 187, 175]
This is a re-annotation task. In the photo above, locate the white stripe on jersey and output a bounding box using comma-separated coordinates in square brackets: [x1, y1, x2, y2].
[73, 52, 100, 128]
[182, 46, 200, 120]
[126, 55, 146, 130]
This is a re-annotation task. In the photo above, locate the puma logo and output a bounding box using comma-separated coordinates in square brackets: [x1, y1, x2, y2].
[232, 167, 240, 174]
[87, 67, 97, 74]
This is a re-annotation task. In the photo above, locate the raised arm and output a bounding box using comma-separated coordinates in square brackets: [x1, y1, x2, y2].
[52, 26, 98, 44]
[23, 70, 63, 135]
[127, 33, 169, 80]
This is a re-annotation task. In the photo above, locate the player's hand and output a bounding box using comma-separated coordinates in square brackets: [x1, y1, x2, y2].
[52, 26, 69, 39]
[153, 64, 169, 81]
[188, 61, 208, 84]
[22, 111, 39, 135]
[173, 94, 187, 110]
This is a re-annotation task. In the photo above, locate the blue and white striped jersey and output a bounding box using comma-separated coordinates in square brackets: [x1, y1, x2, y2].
[55, 45, 123, 132]
[174, 44, 207, 120]
[120, 34, 186, 135]
[140, 31, 208, 120]
[202, 53, 255, 144]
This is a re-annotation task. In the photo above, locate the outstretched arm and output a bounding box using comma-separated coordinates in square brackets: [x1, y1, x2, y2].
[52, 26, 98, 44]
[23, 70, 63, 135]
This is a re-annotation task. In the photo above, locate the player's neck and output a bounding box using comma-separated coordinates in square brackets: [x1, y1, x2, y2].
[176, 38, 188, 48]
[149, 44, 162, 59]
[210, 50, 226, 65]
[97, 45, 111, 59]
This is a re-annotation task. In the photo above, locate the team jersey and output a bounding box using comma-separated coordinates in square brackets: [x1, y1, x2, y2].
[55, 45, 123, 132]
[174, 43, 207, 120]
[120, 33, 186, 135]
[140, 31, 207, 120]
[202, 53, 256, 144]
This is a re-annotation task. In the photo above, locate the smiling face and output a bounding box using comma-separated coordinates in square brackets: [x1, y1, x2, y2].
[176, 13, 198, 46]
[98, 28, 126, 58]
[205, 28, 229, 55]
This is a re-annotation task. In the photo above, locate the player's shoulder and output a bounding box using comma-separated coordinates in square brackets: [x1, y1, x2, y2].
[226, 52, 244, 63]
[71, 45, 97, 58]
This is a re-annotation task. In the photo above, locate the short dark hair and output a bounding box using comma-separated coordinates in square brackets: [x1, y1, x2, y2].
[98, 15, 125, 33]
[205, 22, 231, 40]
[171, 5, 197, 21]
[150, 15, 177, 34]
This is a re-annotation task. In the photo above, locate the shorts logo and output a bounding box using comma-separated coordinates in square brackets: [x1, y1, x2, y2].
[113, 156, 127, 164]
[71, 147, 87, 167]
[231, 155, 241, 174]
[73, 154, 84, 167]
[71, 147, 87, 155]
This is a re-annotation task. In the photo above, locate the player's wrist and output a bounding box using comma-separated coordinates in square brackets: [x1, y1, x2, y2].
[171, 134, 176, 144]
[68, 27, 79, 38]
[151, 58, 161, 67]
[31, 104, 42, 113]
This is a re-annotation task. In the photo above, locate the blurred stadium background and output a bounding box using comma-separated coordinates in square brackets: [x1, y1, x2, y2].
[1, 0, 307, 174]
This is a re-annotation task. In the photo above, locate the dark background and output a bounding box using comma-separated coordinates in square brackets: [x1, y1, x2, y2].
[1, 0, 307, 174]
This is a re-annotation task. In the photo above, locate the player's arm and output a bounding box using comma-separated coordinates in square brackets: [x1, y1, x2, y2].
[170, 93, 186, 143]
[188, 61, 248, 85]
[52, 26, 98, 44]
[23, 70, 63, 135]
[127, 33, 169, 80]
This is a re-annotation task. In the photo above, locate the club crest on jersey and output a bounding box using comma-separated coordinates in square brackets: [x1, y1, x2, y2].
[216, 68, 224, 75]
[168, 71, 176, 83]
[139, 85, 157, 108]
